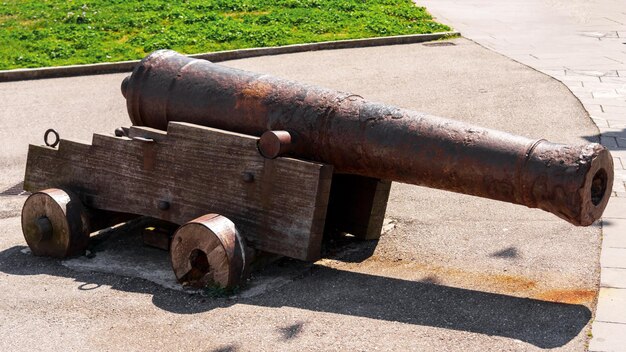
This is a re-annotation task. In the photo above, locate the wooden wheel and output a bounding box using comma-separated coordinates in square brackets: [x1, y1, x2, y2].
[21, 188, 90, 258]
[170, 214, 246, 289]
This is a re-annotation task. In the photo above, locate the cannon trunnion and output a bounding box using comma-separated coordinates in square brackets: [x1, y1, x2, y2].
[21, 50, 613, 289]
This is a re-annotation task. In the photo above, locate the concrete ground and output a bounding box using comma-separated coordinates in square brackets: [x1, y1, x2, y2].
[419, 1, 626, 350]
[0, 38, 602, 351]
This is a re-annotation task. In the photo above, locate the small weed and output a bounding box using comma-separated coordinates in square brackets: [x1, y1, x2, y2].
[0, 0, 450, 69]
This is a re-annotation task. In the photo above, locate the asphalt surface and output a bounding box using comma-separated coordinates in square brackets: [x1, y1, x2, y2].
[0, 38, 601, 351]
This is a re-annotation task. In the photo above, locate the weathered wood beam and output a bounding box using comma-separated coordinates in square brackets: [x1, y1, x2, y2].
[24, 122, 333, 261]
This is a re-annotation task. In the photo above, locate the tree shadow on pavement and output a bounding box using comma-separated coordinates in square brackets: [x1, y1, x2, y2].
[0, 243, 590, 349]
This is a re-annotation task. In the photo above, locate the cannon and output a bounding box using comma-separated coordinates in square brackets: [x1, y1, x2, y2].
[21, 50, 613, 289]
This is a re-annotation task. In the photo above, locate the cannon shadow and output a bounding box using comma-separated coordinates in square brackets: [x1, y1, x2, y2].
[0, 241, 590, 349]
[582, 128, 626, 150]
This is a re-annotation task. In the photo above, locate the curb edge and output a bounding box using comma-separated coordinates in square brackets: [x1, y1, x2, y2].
[0, 32, 459, 82]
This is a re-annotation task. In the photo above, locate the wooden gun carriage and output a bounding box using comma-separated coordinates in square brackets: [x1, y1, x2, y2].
[21, 50, 614, 289]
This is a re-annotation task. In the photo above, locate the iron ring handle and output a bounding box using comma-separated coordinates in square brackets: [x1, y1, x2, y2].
[44, 129, 60, 148]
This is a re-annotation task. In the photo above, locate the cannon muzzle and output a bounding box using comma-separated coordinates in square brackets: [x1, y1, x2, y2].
[122, 50, 613, 226]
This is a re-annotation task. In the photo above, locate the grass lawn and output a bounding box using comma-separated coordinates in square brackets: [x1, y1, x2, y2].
[0, 0, 451, 70]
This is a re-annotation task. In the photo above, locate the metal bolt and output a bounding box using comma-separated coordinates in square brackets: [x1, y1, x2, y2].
[242, 172, 254, 183]
[158, 200, 170, 210]
[114, 127, 126, 137]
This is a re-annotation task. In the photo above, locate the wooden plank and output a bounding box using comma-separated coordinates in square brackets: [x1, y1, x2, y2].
[24, 123, 333, 261]
[127, 126, 168, 142]
[363, 179, 392, 240]
[325, 174, 391, 240]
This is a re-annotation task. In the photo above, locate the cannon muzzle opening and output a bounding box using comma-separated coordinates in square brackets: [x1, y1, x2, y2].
[592, 168, 608, 206]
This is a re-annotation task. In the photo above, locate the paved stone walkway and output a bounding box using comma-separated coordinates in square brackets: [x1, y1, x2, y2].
[419, 0, 626, 350]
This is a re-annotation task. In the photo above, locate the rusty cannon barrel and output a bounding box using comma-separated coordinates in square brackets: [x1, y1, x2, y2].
[122, 50, 613, 226]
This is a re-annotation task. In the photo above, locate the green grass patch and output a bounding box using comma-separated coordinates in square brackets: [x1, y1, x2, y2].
[0, 0, 451, 70]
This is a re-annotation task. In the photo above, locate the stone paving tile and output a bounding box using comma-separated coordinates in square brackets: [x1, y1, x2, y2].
[560, 80, 584, 87]
[602, 268, 626, 288]
[567, 69, 619, 77]
[567, 84, 596, 92]
[583, 82, 626, 90]
[566, 64, 626, 71]
[538, 68, 566, 76]
[612, 156, 625, 169]
[598, 121, 626, 131]
[595, 288, 626, 324]
[562, 74, 604, 83]
[606, 121, 626, 129]
[602, 137, 620, 148]
[574, 92, 596, 100]
[580, 98, 626, 107]
[604, 57, 626, 65]
[600, 129, 626, 137]
[592, 90, 626, 99]
[612, 181, 626, 194]
[565, 59, 622, 67]
[612, 169, 626, 182]
[609, 149, 626, 159]
[606, 122, 624, 129]
[595, 118, 612, 128]
[603, 218, 626, 249]
[586, 104, 606, 115]
[534, 54, 602, 61]
[600, 77, 626, 84]
[600, 113, 626, 122]
[582, 31, 617, 38]
[602, 188, 626, 219]
[601, 105, 626, 114]
[589, 321, 626, 352]
[602, 111, 626, 119]
[593, 113, 610, 121]
[600, 247, 626, 268]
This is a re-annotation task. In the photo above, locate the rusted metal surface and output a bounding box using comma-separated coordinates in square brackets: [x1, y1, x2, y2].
[258, 130, 292, 159]
[21, 188, 90, 257]
[123, 50, 614, 226]
[170, 214, 246, 288]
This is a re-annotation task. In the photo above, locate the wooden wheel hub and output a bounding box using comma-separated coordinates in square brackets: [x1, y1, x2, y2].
[21, 188, 90, 258]
[170, 214, 246, 289]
